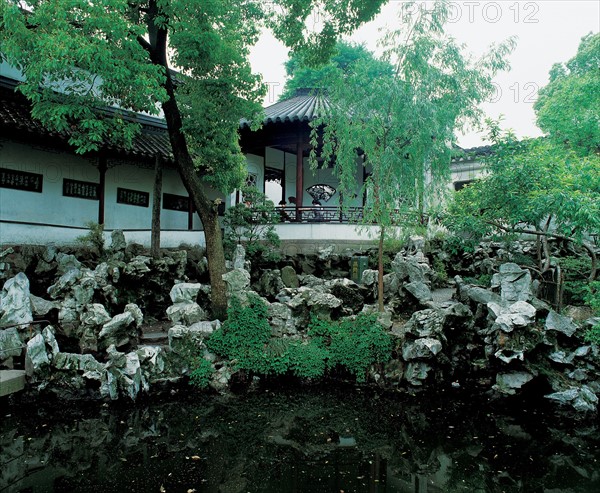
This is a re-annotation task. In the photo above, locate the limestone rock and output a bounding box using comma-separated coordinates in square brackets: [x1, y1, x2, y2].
[361, 269, 378, 286]
[268, 302, 297, 336]
[491, 263, 532, 302]
[488, 301, 536, 333]
[495, 372, 534, 395]
[169, 283, 202, 304]
[29, 294, 57, 317]
[232, 244, 246, 270]
[402, 338, 443, 360]
[545, 310, 577, 337]
[48, 269, 82, 299]
[0, 327, 23, 360]
[404, 361, 431, 386]
[124, 256, 152, 276]
[281, 266, 299, 288]
[56, 253, 82, 275]
[166, 301, 206, 326]
[222, 268, 251, 295]
[404, 281, 433, 304]
[0, 272, 33, 326]
[99, 312, 137, 348]
[545, 385, 598, 413]
[124, 303, 143, 327]
[25, 333, 50, 374]
[391, 253, 431, 284]
[110, 230, 127, 251]
[80, 303, 111, 327]
[257, 270, 285, 298]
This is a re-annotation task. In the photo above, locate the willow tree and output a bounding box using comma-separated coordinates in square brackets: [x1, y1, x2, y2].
[310, 0, 514, 311]
[0, 0, 386, 317]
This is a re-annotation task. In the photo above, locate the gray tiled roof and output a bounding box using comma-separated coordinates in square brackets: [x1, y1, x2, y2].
[0, 84, 173, 162]
[240, 90, 330, 128]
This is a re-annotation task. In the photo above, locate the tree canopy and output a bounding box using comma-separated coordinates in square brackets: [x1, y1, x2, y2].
[280, 41, 393, 100]
[534, 32, 600, 156]
[0, 0, 387, 316]
[308, 1, 514, 310]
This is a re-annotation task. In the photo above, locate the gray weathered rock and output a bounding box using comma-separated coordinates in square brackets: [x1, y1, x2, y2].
[494, 349, 525, 363]
[166, 301, 206, 326]
[232, 244, 246, 270]
[53, 352, 105, 373]
[0, 327, 23, 360]
[124, 303, 143, 327]
[402, 338, 443, 360]
[257, 269, 285, 298]
[281, 266, 299, 288]
[168, 321, 220, 354]
[29, 294, 57, 317]
[210, 364, 233, 393]
[80, 303, 111, 327]
[361, 269, 378, 286]
[548, 350, 575, 365]
[56, 253, 82, 275]
[48, 269, 81, 299]
[25, 333, 50, 374]
[0, 272, 33, 326]
[222, 268, 251, 295]
[488, 301, 536, 333]
[404, 361, 431, 385]
[268, 302, 297, 336]
[545, 310, 577, 337]
[42, 326, 60, 357]
[392, 253, 431, 284]
[72, 274, 97, 305]
[328, 278, 365, 313]
[403, 309, 445, 338]
[99, 312, 137, 348]
[110, 230, 127, 251]
[170, 282, 202, 303]
[317, 245, 335, 260]
[124, 256, 152, 276]
[495, 372, 534, 395]
[545, 385, 598, 413]
[288, 288, 342, 320]
[404, 281, 433, 304]
[491, 263, 532, 302]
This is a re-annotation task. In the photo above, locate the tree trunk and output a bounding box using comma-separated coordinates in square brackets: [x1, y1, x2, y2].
[151, 154, 163, 258]
[160, 72, 229, 319]
[378, 225, 385, 312]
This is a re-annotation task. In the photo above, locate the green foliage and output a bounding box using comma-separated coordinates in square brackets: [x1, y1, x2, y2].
[75, 221, 105, 258]
[280, 40, 393, 100]
[223, 187, 281, 262]
[308, 314, 392, 382]
[206, 295, 391, 382]
[534, 33, 600, 155]
[583, 281, 600, 344]
[188, 357, 214, 389]
[446, 137, 600, 248]
[307, 1, 513, 310]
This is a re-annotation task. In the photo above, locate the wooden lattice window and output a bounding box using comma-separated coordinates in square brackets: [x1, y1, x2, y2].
[163, 193, 190, 212]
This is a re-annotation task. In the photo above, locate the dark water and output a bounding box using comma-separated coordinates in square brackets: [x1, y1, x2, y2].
[1, 385, 598, 493]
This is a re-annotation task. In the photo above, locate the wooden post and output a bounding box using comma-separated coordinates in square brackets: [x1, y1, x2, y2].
[187, 193, 194, 230]
[98, 154, 107, 225]
[295, 138, 303, 221]
[150, 154, 163, 258]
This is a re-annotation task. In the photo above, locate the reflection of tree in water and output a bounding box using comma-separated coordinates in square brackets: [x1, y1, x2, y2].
[1, 387, 599, 493]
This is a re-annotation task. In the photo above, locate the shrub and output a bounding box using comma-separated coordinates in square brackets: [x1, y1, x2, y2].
[206, 295, 392, 382]
[189, 357, 214, 389]
[75, 221, 105, 258]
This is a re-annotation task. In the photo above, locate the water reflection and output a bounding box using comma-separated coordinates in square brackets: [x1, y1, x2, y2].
[1, 387, 598, 493]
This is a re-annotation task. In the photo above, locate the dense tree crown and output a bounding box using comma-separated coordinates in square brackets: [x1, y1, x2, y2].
[304, 1, 514, 310]
[280, 41, 393, 100]
[0, 0, 387, 317]
[534, 32, 600, 156]
[446, 33, 600, 287]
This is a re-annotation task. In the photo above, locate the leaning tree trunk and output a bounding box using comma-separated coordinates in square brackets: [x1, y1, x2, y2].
[143, 7, 228, 318]
[160, 72, 228, 319]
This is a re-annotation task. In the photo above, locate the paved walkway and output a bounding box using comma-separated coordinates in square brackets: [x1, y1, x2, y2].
[0, 370, 26, 397]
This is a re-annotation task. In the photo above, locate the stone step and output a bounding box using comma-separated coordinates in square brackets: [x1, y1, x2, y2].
[0, 370, 27, 397]
[140, 331, 169, 343]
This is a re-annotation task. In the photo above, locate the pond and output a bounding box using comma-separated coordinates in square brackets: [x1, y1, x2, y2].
[1, 385, 598, 493]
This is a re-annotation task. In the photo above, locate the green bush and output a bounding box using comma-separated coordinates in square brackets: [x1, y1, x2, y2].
[308, 313, 392, 382]
[76, 221, 106, 258]
[584, 281, 600, 344]
[206, 295, 392, 382]
[189, 357, 214, 389]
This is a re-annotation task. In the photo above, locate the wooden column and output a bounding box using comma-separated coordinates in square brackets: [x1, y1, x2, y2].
[187, 194, 194, 231]
[295, 138, 303, 220]
[97, 154, 107, 225]
[282, 152, 286, 202]
[150, 154, 163, 258]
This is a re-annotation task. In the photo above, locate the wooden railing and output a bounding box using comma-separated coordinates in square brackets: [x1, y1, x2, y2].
[272, 206, 426, 225]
